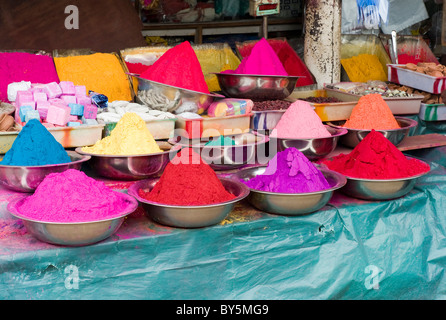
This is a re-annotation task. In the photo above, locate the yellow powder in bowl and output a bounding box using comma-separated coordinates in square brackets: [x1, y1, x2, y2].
[54, 53, 133, 102]
[343, 94, 400, 130]
[82, 113, 162, 155]
[341, 54, 387, 83]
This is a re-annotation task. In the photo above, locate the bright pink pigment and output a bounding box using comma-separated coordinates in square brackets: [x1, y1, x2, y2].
[226, 38, 288, 76]
[15, 169, 132, 223]
[0, 52, 60, 102]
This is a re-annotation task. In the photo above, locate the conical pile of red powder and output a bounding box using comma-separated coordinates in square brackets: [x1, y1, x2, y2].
[139, 148, 235, 205]
[322, 130, 430, 179]
[140, 41, 210, 94]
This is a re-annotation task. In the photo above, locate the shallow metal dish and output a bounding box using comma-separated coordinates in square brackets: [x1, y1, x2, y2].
[7, 192, 138, 246]
[269, 125, 348, 161]
[231, 165, 346, 216]
[170, 131, 269, 170]
[326, 116, 418, 148]
[130, 74, 224, 114]
[214, 73, 301, 101]
[75, 145, 176, 180]
[339, 160, 430, 200]
[0, 151, 91, 192]
[127, 177, 250, 228]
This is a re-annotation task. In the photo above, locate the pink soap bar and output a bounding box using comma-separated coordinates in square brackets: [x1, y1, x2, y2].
[61, 94, 77, 104]
[18, 100, 36, 109]
[48, 98, 68, 107]
[43, 82, 62, 99]
[42, 122, 55, 128]
[36, 100, 50, 119]
[59, 81, 76, 95]
[83, 104, 98, 119]
[33, 91, 47, 102]
[68, 115, 78, 122]
[46, 105, 71, 126]
[15, 90, 34, 108]
[75, 85, 87, 96]
[77, 96, 91, 106]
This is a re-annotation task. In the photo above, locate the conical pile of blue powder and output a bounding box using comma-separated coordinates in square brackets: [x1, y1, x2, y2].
[1, 119, 71, 166]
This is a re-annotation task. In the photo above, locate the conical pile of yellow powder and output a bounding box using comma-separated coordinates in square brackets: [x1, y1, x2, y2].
[82, 113, 162, 155]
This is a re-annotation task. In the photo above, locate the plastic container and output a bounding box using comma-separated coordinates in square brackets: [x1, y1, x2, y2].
[289, 89, 357, 121]
[419, 103, 446, 121]
[103, 118, 176, 140]
[388, 64, 446, 94]
[0, 124, 105, 154]
[175, 114, 251, 139]
[341, 34, 392, 81]
[323, 85, 424, 115]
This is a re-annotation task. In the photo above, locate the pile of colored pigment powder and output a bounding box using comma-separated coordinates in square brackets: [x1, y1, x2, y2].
[0, 52, 59, 102]
[343, 94, 400, 130]
[205, 135, 235, 146]
[82, 112, 161, 155]
[140, 41, 210, 94]
[322, 130, 430, 179]
[270, 100, 332, 138]
[224, 38, 288, 76]
[138, 148, 235, 205]
[242, 147, 331, 193]
[54, 53, 133, 102]
[1, 119, 71, 166]
[341, 54, 387, 83]
[15, 169, 132, 223]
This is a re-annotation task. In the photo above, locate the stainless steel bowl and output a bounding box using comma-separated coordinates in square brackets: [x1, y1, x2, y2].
[7, 192, 138, 246]
[340, 161, 430, 200]
[326, 116, 418, 148]
[170, 131, 269, 170]
[214, 73, 301, 101]
[75, 147, 176, 180]
[0, 151, 91, 192]
[127, 178, 250, 228]
[269, 125, 348, 161]
[231, 165, 346, 216]
[130, 74, 224, 114]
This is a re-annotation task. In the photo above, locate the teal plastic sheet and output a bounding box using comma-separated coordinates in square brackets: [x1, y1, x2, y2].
[1, 157, 446, 299]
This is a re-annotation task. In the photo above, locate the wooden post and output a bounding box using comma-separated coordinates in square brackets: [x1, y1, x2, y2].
[304, 0, 342, 86]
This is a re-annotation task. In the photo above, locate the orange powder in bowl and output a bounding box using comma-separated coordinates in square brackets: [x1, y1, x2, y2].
[343, 94, 400, 130]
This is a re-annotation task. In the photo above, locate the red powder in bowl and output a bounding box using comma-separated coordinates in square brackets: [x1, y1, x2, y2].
[140, 41, 209, 94]
[139, 148, 235, 205]
[322, 130, 430, 179]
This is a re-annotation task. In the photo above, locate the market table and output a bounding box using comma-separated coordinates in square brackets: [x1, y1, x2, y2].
[1, 113, 446, 300]
[1, 152, 446, 300]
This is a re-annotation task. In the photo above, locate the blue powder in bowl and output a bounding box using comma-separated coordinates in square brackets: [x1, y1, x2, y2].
[1, 119, 71, 166]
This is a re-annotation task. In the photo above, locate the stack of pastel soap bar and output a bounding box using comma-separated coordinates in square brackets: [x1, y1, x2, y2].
[10, 81, 99, 127]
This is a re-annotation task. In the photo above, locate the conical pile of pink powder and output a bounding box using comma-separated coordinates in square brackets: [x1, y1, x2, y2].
[224, 38, 288, 76]
[270, 100, 332, 139]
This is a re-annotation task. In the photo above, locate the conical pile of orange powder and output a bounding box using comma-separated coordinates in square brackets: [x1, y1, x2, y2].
[343, 94, 400, 130]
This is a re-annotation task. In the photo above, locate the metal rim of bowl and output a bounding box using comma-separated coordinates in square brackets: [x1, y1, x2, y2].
[326, 116, 418, 133]
[234, 165, 347, 196]
[270, 125, 348, 141]
[0, 150, 91, 168]
[127, 177, 250, 209]
[7, 192, 139, 225]
[171, 131, 269, 149]
[128, 73, 225, 98]
[213, 72, 302, 80]
[337, 157, 431, 182]
[74, 146, 176, 158]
